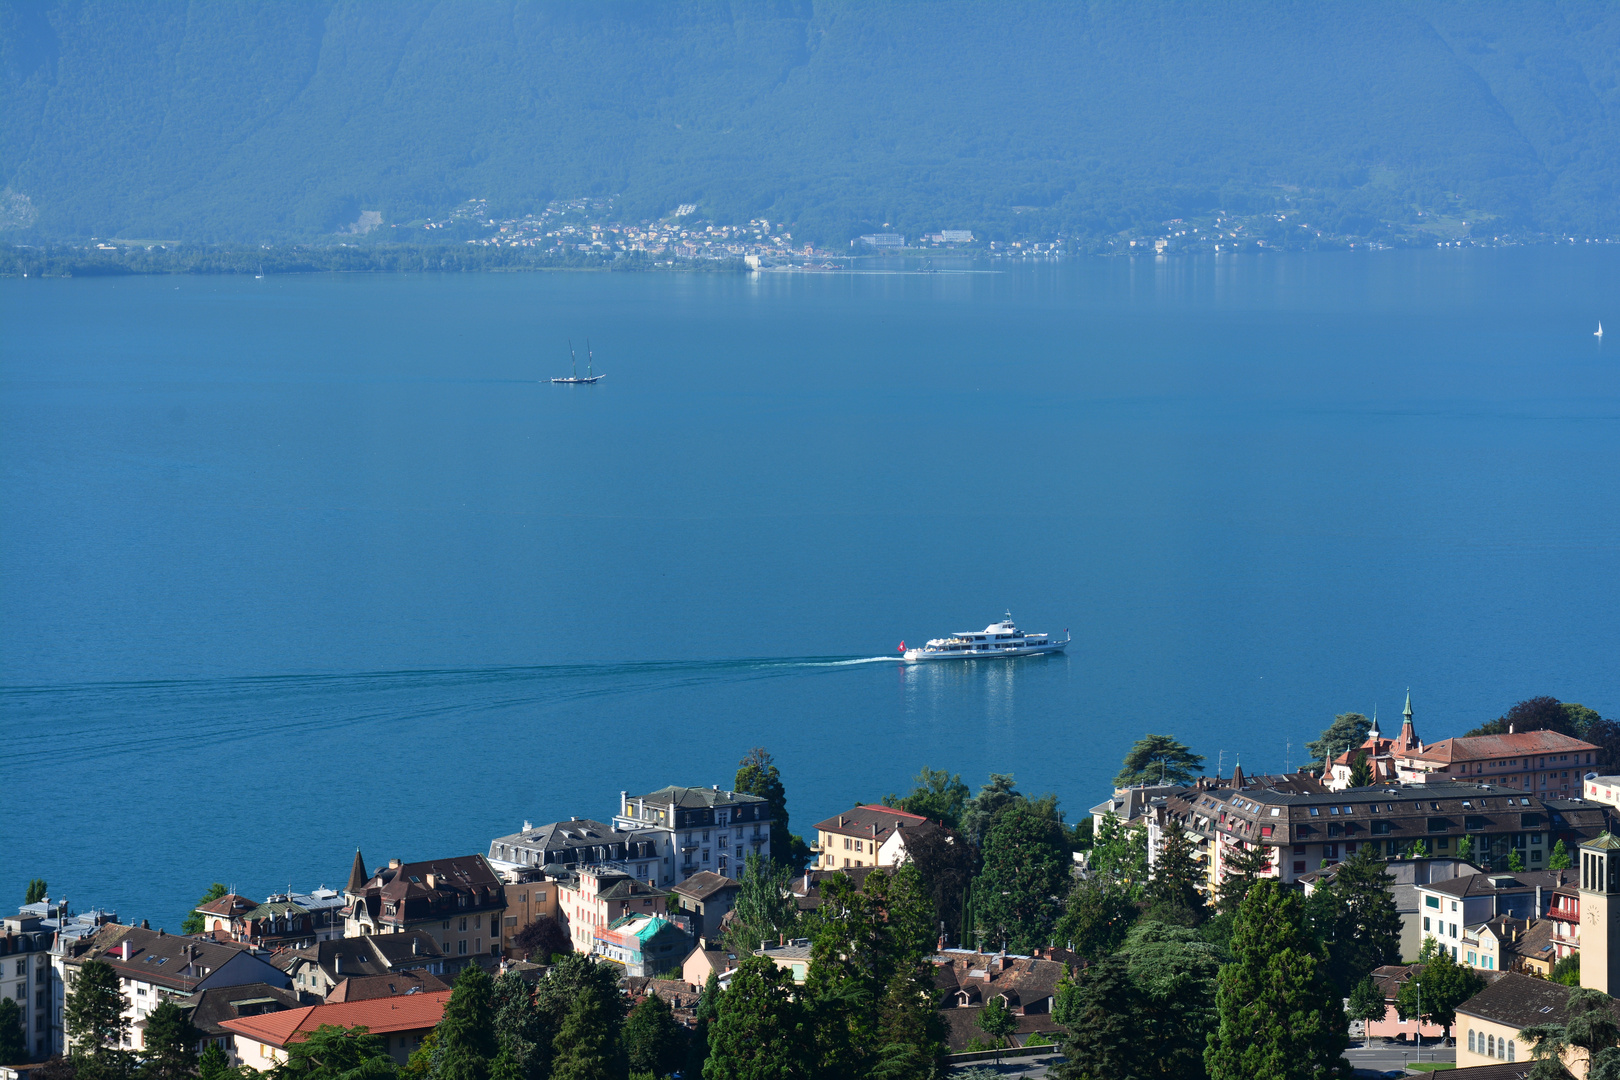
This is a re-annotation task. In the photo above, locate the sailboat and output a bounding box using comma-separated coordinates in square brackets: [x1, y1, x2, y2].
[1598, 322, 1605, 340]
[551, 339, 605, 384]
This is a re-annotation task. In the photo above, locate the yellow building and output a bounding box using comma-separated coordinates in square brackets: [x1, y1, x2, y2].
[813, 805, 930, 870]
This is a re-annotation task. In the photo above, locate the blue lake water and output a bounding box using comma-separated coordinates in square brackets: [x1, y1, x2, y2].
[2, 249, 1617, 927]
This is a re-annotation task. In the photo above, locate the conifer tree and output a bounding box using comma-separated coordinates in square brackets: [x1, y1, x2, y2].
[1215, 840, 1271, 916]
[1091, 812, 1150, 898]
[686, 972, 722, 1080]
[0, 999, 25, 1066]
[432, 965, 498, 1080]
[724, 854, 798, 957]
[140, 1001, 201, 1080]
[25, 879, 48, 905]
[65, 959, 128, 1058]
[1146, 818, 1208, 922]
[1549, 840, 1572, 870]
[550, 992, 614, 1080]
[735, 748, 811, 871]
[1205, 879, 1347, 1080]
[1347, 752, 1373, 789]
[490, 969, 544, 1080]
[622, 994, 684, 1079]
[531, 956, 626, 1080]
[1303, 846, 1402, 995]
[703, 956, 806, 1080]
[1055, 876, 1137, 961]
[197, 1043, 234, 1080]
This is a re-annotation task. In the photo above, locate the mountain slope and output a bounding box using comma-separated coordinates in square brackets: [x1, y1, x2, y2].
[2, 0, 1617, 241]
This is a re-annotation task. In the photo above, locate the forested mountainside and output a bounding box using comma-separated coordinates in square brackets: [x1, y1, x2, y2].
[3, 0, 1618, 244]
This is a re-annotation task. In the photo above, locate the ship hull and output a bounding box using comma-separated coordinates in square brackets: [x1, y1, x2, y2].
[902, 640, 1068, 661]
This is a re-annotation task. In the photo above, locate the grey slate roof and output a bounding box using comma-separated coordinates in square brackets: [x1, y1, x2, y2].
[632, 786, 767, 809]
[1456, 971, 1585, 1029]
[1424, 870, 1569, 899]
[178, 982, 301, 1036]
[672, 872, 738, 902]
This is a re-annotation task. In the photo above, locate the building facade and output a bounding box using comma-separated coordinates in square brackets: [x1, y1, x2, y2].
[612, 786, 773, 883]
[61, 925, 291, 1052]
[275, 932, 445, 1001]
[554, 866, 672, 954]
[812, 805, 930, 871]
[1416, 870, 1563, 960]
[486, 819, 657, 879]
[343, 852, 506, 961]
[221, 991, 450, 1071]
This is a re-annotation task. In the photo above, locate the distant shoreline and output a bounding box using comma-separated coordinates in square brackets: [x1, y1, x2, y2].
[3, 237, 1616, 280]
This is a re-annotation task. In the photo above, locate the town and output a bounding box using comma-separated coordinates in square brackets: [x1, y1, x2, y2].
[5, 696, 1620, 1080]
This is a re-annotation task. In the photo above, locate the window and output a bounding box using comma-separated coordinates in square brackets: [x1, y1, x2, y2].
[1508, 1040, 1515, 1061]
[855, 841, 863, 853]
[458, 940, 467, 955]
[1488, 1034, 1496, 1057]
[1371, 804, 1380, 813]
[1309, 808, 1319, 816]
[1468, 1030, 1475, 1054]
[459, 918, 468, 931]
[1330, 807, 1340, 816]
[474, 915, 481, 928]
[844, 838, 851, 850]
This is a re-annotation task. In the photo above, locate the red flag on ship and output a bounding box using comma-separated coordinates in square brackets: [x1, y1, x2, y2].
[898, 641, 905, 654]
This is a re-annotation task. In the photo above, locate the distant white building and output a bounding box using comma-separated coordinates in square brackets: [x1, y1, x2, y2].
[939, 230, 973, 243]
[855, 233, 905, 248]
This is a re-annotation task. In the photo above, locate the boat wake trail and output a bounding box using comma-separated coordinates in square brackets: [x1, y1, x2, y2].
[0, 655, 908, 771]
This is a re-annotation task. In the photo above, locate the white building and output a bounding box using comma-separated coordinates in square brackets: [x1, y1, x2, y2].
[614, 786, 773, 882]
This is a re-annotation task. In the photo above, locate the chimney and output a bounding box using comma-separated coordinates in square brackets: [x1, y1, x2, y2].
[426, 873, 436, 889]
[1536, 885, 1544, 916]
[140, 919, 150, 930]
[335, 954, 342, 974]
[389, 859, 401, 869]
[122, 938, 132, 960]
[412, 937, 419, 956]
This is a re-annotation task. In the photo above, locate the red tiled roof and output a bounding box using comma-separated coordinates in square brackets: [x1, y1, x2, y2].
[220, 990, 450, 1046]
[814, 805, 930, 841]
[1406, 730, 1598, 765]
[196, 894, 258, 918]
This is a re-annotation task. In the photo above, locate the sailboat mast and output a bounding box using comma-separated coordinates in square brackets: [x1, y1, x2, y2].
[587, 339, 593, 377]
[569, 339, 577, 378]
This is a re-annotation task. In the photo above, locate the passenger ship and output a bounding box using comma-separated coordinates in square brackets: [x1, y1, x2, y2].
[900, 614, 1069, 661]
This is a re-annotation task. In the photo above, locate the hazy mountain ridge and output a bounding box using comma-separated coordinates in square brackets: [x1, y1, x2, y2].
[2, 0, 1617, 243]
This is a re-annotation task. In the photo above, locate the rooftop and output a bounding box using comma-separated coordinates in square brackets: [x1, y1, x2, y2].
[629, 785, 767, 810]
[1422, 870, 1569, 899]
[1456, 971, 1584, 1029]
[220, 990, 452, 1046]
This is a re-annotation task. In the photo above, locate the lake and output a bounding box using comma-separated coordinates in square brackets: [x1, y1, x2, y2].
[2, 249, 1616, 927]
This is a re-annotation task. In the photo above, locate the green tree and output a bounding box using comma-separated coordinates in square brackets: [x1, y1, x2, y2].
[65, 959, 128, 1058]
[0, 998, 25, 1066]
[140, 1001, 201, 1080]
[1404, 839, 1429, 859]
[1305, 713, 1371, 771]
[550, 992, 614, 1080]
[973, 802, 1070, 953]
[1204, 880, 1347, 1080]
[883, 767, 971, 830]
[197, 1044, 237, 1080]
[735, 748, 812, 872]
[1455, 835, 1474, 862]
[276, 1025, 396, 1080]
[1090, 812, 1149, 899]
[1520, 986, 1620, 1080]
[870, 963, 945, 1080]
[960, 775, 1022, 850]
[1395, 948, 1484, 1044]
[976, 998, 1016, 1062]
[1215, 841, 1272, 916]
[25, 879, 48, 905]
[1347, 752, 1373, 789]
[898, 821, 978, 945]
[531, 956, 626, 1080]
[1549, 840, 1572, 871]
[1551, 952, 1581, 987]
[686, 972, 721, 1080]
[489, 970, 544, 1080]
[181, 885, 228, 936]
[1055, 876, 1138, 961]
[511, 916, 569, 963]
[1146, 818, 1208, 924]
[1347, 977, 1386, 1050]
[1303, 846, 1402, 995]
[703, 955, 807, 1080]
[802, 863, 935, 1080]
[622, 994, 683, 1079]
[724, 853, 798, 957]
[1509, 850, 1526, 872]
[1114, 735, 1206, 787]
[432, 965, 497, 1080]
[1054, 920, 1221, 1080]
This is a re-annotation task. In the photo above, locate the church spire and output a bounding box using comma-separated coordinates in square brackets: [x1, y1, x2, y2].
[1231, 761, 1246, 790]
[1398, 690, 1420, 751]
[346, 848, 368, 894]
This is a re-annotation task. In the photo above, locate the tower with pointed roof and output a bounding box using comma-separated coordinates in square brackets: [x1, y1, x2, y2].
[346, 849, 368, 895]
[1579, 833, 1620, 993]
[1395, 690, 1421, 752]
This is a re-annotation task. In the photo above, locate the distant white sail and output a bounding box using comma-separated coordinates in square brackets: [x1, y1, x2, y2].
[1598, 321, 1605, 339]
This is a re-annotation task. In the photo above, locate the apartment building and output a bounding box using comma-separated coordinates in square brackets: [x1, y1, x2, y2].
[60, 925, 291, 1051]
[343, 851, 506, 961]
[613, 786, 773, 882]
[554, 866, 671, 954]
[812, 805, 931, 870]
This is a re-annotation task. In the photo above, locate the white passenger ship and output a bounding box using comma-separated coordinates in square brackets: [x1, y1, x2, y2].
[901, 614, 1069, 661]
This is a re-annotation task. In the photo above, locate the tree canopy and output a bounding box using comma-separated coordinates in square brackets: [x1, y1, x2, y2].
[1395, 948, 1484, 1042]
[1114, 735, 1206, 787]
[1305, 713, 1371, 770]
[973, 801, 1070, 953]
[25, 879, 47, 904]
[181, 884, 228, 936]
[883, 768, 970, 831]
[703, 955, 808, 1080]
[734, 748, 811, 872]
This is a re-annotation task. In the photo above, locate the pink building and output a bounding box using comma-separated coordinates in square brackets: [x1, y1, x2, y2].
[1363, 964, 1449, 1042]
